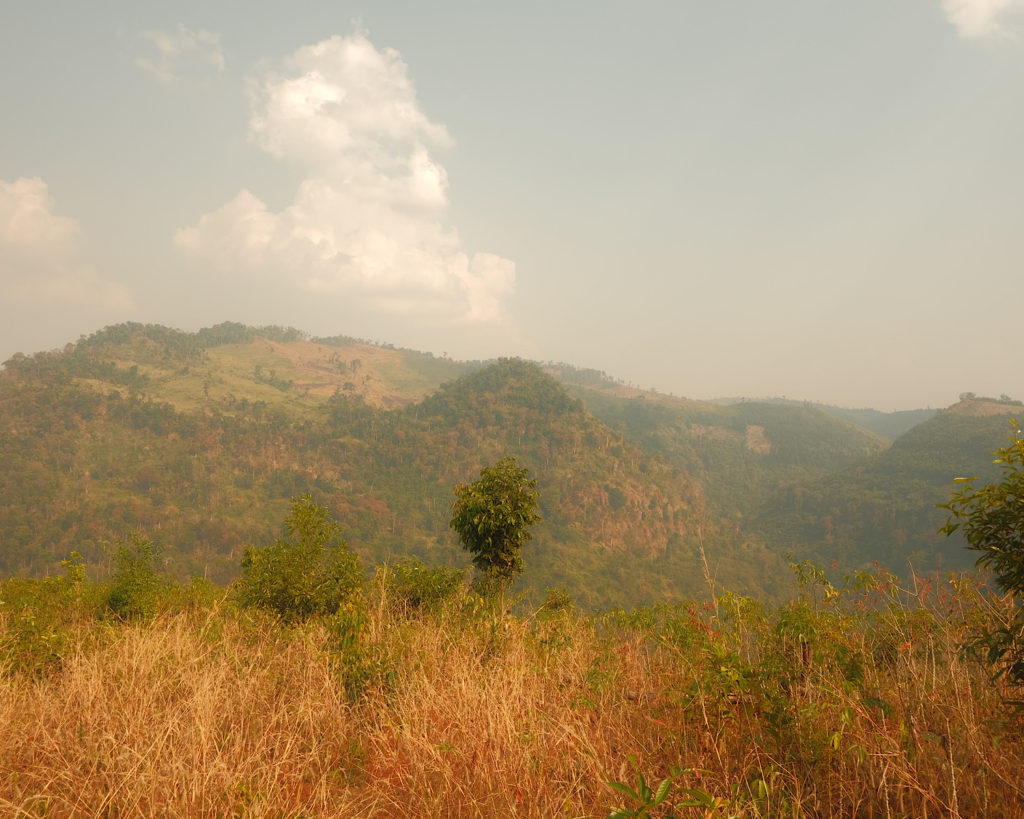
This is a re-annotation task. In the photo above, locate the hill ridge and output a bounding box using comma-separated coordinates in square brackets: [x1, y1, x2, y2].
[2, 320, 1018, 607]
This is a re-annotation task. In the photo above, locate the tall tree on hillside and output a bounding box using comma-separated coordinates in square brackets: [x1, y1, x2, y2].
[450, 456, 541, 612]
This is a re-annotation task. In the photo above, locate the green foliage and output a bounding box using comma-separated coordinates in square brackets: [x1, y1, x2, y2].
[450, 456, 541, 588]
[537, 587, 575, 618]
[383, 557, 466, 614]
[237, 495, 362, 622]
[106, 535, 173, 621]
[941, 421, 1024, 687]
[606, 761, 680, 819]
[0, 555, 100, 676]
[168, 576, 224, 612]
[607, 761, 722, 819]
[61, 550, 87, 586]
[942, 421, 1024, 595]
[324, 598, 392, 701]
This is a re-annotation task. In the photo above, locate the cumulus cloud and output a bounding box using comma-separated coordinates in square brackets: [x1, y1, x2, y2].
[136, 24, 226, 84]
[943, 0, 1024, 38]
[176, 32, 515, 323]
[0, 177, 133, 308]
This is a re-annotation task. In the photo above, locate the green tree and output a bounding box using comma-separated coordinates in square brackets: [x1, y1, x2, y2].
[941, 420, 1024, 688]
[237, 494, 362, 622]
[450, 457, 541, 609]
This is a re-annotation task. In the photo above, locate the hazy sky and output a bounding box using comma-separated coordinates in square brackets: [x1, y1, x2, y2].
[2, 1, 1022, 410]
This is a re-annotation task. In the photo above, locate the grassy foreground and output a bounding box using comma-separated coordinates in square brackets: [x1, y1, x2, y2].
[1, 568, 1022, 817]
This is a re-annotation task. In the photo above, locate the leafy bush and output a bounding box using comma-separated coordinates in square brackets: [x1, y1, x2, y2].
[384, 557, 465, 614]
[0, 552, 99, 675]
[325, 598, 395, 701]
[237, 495, 362, 622]
[105, 535, 173, 621]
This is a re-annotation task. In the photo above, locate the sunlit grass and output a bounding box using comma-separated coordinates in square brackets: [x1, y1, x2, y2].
[1, 570, 1022, 817]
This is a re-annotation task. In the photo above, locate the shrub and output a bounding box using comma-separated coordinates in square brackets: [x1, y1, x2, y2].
[237, 495, 362, 622]
[105, 535, 173, 621]
[0, 552, 101, 675]
[384, 557, 466, 614]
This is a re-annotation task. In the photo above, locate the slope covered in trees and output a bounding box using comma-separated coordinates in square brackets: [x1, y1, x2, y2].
[564, 388, 1023, 576]
[1, 322, 1017, 604]
[754, 403, 1021, 573]
[571, 390, 888, 521]
[709, 397, 938, 441]
[0, 324, 797, 608]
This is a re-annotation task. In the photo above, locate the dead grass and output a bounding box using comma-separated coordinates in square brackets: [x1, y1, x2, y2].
[1, 580, 1022, 817]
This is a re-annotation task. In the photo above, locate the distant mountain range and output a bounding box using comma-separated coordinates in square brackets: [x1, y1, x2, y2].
[710, 397, 939, 441]
[1, 322, 1019, 608]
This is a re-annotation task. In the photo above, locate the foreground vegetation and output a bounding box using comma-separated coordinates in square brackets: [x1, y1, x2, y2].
[2, 557, 1022, 817]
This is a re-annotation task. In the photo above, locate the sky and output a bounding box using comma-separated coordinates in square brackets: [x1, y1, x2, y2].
[2, 1, 1022, 411]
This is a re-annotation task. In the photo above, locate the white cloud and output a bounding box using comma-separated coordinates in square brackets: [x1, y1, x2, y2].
[943, 0, 1024, 38]
[176, 33, 515, 324]
[0, 177, 133, 308]
[136, 24, 226, 85]
[0, 176, 79, 252]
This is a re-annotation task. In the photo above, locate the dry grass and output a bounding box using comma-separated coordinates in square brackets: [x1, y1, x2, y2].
[1, 578, 1022, 817]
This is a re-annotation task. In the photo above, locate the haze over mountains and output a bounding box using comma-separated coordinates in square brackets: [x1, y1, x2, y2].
[1, 322, 1019, 609]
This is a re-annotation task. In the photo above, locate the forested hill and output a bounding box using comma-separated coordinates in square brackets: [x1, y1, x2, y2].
[570, 390, 889, 519]
[0, 323, 792, 608]
[753, 401, 1022, 572]
[569, 386, 1020, 575]
[708, 397, 938, 441]
[1, 322, 1018, 606]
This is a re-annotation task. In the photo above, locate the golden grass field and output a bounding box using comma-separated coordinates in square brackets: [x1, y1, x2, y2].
[1, 570, 1022, 817]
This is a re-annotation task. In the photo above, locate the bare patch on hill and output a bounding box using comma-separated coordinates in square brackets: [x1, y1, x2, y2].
[690, 424, 742, 443]
[260, 340, 422, 408]
[947, 399, 1022, 418]
[745, 424, 771, 454]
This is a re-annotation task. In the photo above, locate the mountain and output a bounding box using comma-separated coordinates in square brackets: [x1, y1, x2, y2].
[710, 396, 938, 441]
[0, 323, 794, 608]
[558, 388, 888, 520]
[1, 322, 1017, 606]
[548, 377, 1019, 578]
[752, 399, 1021, 573]
[812, 406, 938, 441]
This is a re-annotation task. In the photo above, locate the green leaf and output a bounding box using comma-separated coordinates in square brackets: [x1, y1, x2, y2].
[652, 777, 672, 806]
[608, 781, 640, 802]
[637, 771, 651, 802]
[678, 787, 715, 807]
